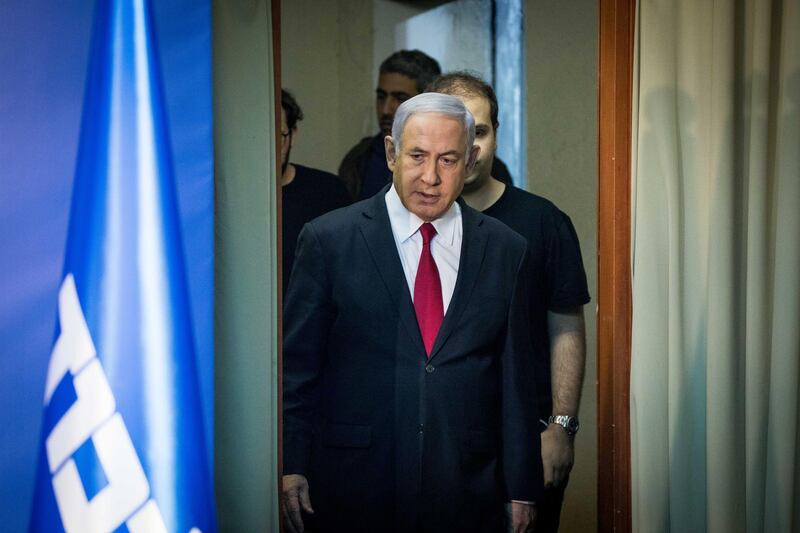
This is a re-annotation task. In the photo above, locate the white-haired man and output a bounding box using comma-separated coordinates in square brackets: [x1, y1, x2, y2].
[282, 93, 543, 532]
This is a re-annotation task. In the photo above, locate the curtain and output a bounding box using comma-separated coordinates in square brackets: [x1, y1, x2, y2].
[630, 0, 800, 532]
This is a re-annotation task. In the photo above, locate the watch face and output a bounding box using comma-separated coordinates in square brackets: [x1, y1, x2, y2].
[567, 418, 580, 433]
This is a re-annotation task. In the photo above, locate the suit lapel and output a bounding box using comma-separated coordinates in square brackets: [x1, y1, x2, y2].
[358, 190, 427, 356]
[428, 201, 487, 361]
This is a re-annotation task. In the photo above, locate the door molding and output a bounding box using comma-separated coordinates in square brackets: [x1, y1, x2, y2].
[597, 0, 635, 531]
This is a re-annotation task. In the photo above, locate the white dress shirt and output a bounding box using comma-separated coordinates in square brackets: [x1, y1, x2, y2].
[384, 184, 462, 313]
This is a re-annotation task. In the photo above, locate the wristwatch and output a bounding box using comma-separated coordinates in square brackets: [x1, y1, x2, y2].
[548, 415, 580, 436]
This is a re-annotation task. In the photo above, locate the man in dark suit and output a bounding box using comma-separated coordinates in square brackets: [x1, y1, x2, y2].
[282, 93, 542, 533]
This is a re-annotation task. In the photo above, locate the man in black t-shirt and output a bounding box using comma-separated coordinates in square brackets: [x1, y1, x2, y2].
[280, 90, 350, 294]
[429, 72, 590, 532]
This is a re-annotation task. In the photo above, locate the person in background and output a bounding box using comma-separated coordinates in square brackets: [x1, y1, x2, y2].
[281, 89, 350, 294]
[429, 71, 591, 533]
[338, 50, 442, 201]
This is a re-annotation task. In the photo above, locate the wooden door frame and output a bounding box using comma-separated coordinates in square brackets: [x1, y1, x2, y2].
[597, 0, 635, 532]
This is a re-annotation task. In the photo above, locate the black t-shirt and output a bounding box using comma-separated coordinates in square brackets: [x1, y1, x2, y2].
[491, 157, 513, 185]
[483, 185, 590, 415]
[282, 164, 351, 293]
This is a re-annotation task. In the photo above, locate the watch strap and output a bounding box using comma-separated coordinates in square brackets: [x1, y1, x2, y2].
[548, 414, 579, 435]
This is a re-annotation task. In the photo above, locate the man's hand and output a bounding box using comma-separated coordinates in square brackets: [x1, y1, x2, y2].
[541, 423, 574, 487]
[505, 501, 536, 532]
[281, 474, 314, 533]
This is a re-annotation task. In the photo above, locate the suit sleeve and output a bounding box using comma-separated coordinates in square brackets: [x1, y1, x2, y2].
[502, 243, 544, 502]
[283, 222, 334, 476]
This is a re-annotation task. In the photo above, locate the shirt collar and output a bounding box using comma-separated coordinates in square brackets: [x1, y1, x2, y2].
[385, 184, 461, 246]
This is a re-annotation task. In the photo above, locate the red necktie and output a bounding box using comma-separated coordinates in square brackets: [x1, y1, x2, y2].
[414, 222, 444, 357]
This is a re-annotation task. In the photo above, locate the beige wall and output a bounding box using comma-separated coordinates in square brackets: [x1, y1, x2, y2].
[372, 0, 429, 76]
[526, 1, 599, 531]
[281, 0, 374, 175]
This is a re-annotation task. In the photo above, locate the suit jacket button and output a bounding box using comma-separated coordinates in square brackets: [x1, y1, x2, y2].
[425, 364, 435, 374]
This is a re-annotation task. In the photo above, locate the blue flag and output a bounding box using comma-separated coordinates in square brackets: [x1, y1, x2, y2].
[29, 0, 217, 531]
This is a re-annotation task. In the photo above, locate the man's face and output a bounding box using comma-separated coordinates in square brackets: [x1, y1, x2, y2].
[376, 72, 419, 136]
[385, 113, 478, 222]
[460, 95, 496, 191]
[280, 107, 293, 174]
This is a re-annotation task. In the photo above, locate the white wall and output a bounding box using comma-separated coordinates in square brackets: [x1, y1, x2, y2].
[394, 0, 492, 79]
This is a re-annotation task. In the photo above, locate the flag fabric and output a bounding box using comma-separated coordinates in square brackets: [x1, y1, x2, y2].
[29, 0, 217, 531]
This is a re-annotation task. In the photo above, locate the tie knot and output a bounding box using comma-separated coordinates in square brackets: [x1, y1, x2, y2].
[419, 222, 437, 245]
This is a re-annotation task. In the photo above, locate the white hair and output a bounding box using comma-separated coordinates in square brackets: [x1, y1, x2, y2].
[390, 92, 475, 156]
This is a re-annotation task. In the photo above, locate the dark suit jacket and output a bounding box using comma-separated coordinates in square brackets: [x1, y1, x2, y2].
[283, 187, 543, 533]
